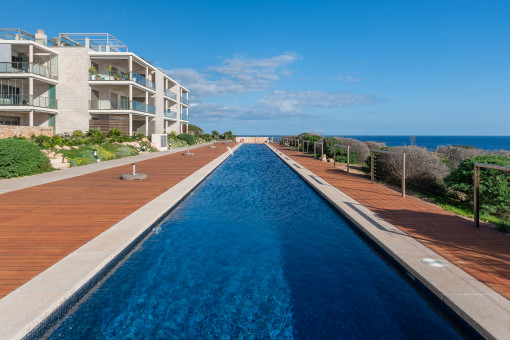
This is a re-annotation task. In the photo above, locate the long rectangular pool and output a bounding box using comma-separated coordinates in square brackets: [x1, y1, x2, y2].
[47, 144, 465, 338]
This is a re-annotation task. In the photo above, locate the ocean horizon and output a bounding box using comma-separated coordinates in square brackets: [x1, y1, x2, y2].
[245, 135, 510, 151]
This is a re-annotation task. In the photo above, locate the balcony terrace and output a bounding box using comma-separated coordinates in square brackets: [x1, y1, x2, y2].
[0, 94, 57, 109]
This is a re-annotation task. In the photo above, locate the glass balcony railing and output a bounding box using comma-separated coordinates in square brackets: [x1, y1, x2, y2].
[181, 96, 189, 105]
[0, 94, 57, 109]
[89, 99, 130, 110]
[0, 62, 57, 80]
[164, 89, 177, 100]
[181, 113, 189, 121]
[164, 109, 178, 119]
[89, 99, 154, 114]
[90, 72, 129, 81]
[132, 100, 155, 114]
[130, 71, 156, 90]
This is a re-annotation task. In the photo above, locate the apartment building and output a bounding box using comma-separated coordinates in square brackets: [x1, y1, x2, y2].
[0, 28, 189, 136]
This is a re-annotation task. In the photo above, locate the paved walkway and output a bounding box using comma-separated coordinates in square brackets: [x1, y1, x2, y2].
[0, 143, 236, 299]
[273, 144, 510, 300]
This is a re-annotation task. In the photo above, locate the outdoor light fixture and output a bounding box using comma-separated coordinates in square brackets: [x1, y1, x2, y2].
[93, 149, 99, 162]
[142, 145, 146, 152]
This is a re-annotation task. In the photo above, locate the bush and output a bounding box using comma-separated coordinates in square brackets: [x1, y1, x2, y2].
[364, 141, 385, 150]
[177, 133, 196, 145]
[296, 133, 323, 153]
[370, 146, 450, 196]
[0, 139, 51, 178]
[73, 130, 84, 138]
[211, 130, 220, 139]
[447, 155, 510, 217]
[107, 128, 123, 137]
[331, 137, 370, 163]
[223, 131, 234, 140]
[436, 145, 485, 169]
[188, 124, 204, 135]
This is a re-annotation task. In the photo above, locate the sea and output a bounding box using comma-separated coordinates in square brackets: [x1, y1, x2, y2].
[259, 136, 510, 151]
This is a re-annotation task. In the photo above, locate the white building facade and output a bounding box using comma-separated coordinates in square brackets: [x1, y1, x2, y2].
[0, 29, 189, 136]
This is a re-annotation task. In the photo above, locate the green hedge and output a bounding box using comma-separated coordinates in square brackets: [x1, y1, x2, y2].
[177, 133, 197, 145]
[0, 139, 51, 178]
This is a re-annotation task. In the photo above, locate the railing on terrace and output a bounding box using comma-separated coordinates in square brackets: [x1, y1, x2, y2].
[0, 62, 57, 80]
[164, 89, 177, 100]
[132, 100, 155, 114]
[164, 109, 178, 119]
[0, 94, 57, 109]
[90, 72, 129, 81]
[314, 142, 324, 163]
[131, 71, 155, 90]
[181, 96, 189, 105]
[370, 149, 406, 197]
[89, 99, 130, 110]
[181, 112, 189, 121]
[333, 144, 351, 173]
[0, 28, 35, 41]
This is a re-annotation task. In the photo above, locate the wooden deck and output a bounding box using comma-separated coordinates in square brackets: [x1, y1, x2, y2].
[0, 143, 236, 299]
[273, 144, 510, 300]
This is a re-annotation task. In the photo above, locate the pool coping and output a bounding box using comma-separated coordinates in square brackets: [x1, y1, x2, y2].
[0, 144, 240, 340]
[266, 144, 510, 340]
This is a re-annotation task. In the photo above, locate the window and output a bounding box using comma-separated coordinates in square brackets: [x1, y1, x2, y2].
[0, 116, 20, 125]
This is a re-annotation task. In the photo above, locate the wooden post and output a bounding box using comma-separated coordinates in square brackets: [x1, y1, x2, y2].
[347, 146, 350, 173]
[371, 151, 374, 184]
[402, 153, 406, 197]
[474, 164, 480, 227]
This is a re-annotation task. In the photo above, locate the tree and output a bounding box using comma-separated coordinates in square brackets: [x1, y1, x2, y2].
[211, 130, 220, 139]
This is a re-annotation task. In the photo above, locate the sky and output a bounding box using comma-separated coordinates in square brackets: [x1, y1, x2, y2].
[4, 0, 509, 135]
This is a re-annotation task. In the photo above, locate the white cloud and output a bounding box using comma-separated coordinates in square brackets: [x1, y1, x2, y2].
[334, 72, 363, 82]
[257, 90, 378, 113]
[164, 52, 300, 98]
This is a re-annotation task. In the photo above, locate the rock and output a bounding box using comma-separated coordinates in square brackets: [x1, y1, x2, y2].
[41, 149, 50, 154]
[47, 151, 56, 158]
[72, 146, 79, 149]
[50, 158, 70, 169]
[62, 145, 71, 150]
[54, 145, 61, 150]
[54, 153, 63, 160]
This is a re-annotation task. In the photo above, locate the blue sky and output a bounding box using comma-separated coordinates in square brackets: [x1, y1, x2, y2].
[4, 0, 509, 135]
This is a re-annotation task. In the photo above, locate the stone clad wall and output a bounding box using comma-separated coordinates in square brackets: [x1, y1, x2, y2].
[0, 126, 53, 139]
[235, 137, 269, 143]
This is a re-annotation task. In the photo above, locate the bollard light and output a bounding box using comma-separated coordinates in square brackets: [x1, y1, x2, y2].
[132, 163, 136, 175]
[93, 149, 99, 162]
[142, 145, 146, 152]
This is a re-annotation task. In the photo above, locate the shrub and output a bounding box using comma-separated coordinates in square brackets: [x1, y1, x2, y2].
[297, 133, 323, 153]
[107, 128, 123, 137]
[200, 133, 212, 142]
[188, 124, 204, 135]
[73, 130, 84, 138]
[447, 155, 510, 217]
[223, 131, 234, 140]
[364, 141, 385, 150]
[115, 146, 138, 158]
[436, 145, 485, 169]
[178, 133, 197, 145]
[211, 130, 220, 139]
[31, 134, 52, 148]
[371, 146, 450, 196]
[0, 139, 51, 178]
[86, 128, 104, 138]
[332, 137, 370, 163]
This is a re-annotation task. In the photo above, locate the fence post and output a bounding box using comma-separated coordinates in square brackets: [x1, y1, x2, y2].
[371, 151, 374, 183]
[347, 146, 350, 173]
[314, 143, 316, 158]
[402, 153, 406, 197]
[474, 164, 480, 228]
[333, 146, 336, 168]
[321, 143, 324, 163]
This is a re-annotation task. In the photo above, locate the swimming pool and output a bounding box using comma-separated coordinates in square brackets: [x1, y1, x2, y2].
[47, 144, 464, 338]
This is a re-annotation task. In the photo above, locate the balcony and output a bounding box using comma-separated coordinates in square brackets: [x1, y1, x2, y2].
[164, 109, 178, 119]
[131, 71, 155, 90]
[0, 62, 57, 80]
[181, 96, 189, 105]
[181, 112, 188, 121]
[90, 72, 129, 81]
[0, 94, 57, 109]
[164, 88, 177, 100]
[89, 99, 155, 114]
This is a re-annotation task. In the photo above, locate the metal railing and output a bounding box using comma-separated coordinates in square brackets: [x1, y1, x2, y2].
[474, 163, 510, 227]
[131, 71, 156, 90]
[181, 96, 189, 105]
[164, 109, 178, 119]
[0, 62, 57, 79]
[0, 94, 57, 109]
[314, 142, 324, 163]
[370, 149, 406, 197]
[333, 144, 350, 173]
[164, 89, 177, 100]
[303, 140, 310, 153]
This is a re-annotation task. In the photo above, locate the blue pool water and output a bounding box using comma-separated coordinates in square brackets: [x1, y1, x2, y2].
[48, 144, 463, 339]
